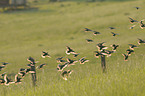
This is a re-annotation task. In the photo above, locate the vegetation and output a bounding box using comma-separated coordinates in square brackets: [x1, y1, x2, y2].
[0, 0, 145, 96]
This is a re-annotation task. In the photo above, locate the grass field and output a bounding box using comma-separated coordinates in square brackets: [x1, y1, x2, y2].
[0, 0, 145, 96]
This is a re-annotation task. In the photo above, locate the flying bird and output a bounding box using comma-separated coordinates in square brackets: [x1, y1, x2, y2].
[57, 63, 68, 71]
[93, 31, 101, 35]
[0, 66, 5, 71]
[138, 38, 145, 45]
[56, 57, 66, 63]
[111, 32, 118, 36]
[129, 25, 136, 29]
[96, 44, 108, 51]
[0, 78, 5, 85]
[67, 58, 78, 67]
[18, 72, 26, 78]
[128, 17, 138, 24]
[109, 27, 115, 30]
[37, 64, 47, 69]
[4, 74, 15, 85]
[86, 39, 93, 43]
[104, 50, 114, 57]
[134, 7, 140, 10]
[66, 46, 75, 55]
[1, 62, 10, 66]
[15, 74, 22, 84]
[84, 28, 92, 32]
[0, 72, 6, 78]
[41, 51, 51, 58]
[128, 44, 138, 50]
[122, 54, 129, 61]
[94, 51, 102, 58]
[61, 70, 73, 80]
[27, 57, 38, 64]
[72, 53, 80, 58]
[96, 42, 106, 47]
[140, 20, 145, 29]
[126, 49, 134, 56]
[79, 57, 89, 64]
[111, 44, 119, 51]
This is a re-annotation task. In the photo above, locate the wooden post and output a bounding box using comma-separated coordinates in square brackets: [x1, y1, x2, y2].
[30, 64, 37, 87]
[101, 55, 106, 73]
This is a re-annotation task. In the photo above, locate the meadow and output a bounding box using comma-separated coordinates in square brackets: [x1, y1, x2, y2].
[0, 0, 145, 96]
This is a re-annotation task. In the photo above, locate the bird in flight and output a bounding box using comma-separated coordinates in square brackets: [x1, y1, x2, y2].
[110, 44, 119, 51]
[111, 32, 118, 37]
[122, 54, 129, 61]
[138, 38, 145, 45]
[79, 57, 89, 64]
[128, 17, 138, 24]
[109, 27, 115, 30]
[140, 20, 145, 29]
[61, 70, 73, 80]
[128, 44, 138, 50]
[41, 51, 51, 58]
[57, 63, 68, 71]
[66, 46, 75, 55]
[86, 39, 93, 43]
[126, 49, 134, 56]
[37, 64, 47, 69]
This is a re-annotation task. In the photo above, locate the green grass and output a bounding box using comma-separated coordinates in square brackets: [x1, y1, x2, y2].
[0, 0, 145, 96]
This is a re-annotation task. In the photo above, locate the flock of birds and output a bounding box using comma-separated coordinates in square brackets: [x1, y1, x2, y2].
[0, 6, 145, 85]
[0, 56, 48, 85]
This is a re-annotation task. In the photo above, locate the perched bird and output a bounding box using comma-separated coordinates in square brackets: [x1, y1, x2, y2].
[41, 51, 51, 58]
[140, 20, 145, 29]
[111, 32, 118, 36]
[4, 74, 14, 85]
[109, 27, 115, 30]
[128, 17, 138, 24]
[72, 53, 80, 58]
[86, 39, 93, 43]
[67, 58, 78, 67]
[66, 46, 75, 55]
[126, 49, 134, 56]
[27, 57, 38, 64]
[37, 64, 47, 69]
[138, 38, 145, 45]
[128, 44, 138, 50]
[15, 74, 22, 84]
[122, 54, 129, 61]
[110, 44, 119, 51]
[57, 63, 68, 71]
[84, 28, 92, 32]
[79, 57, 89, 64]
[93, 31, 101, 35]
[129, 25, 136, 29]
[61, 70, 73, 80]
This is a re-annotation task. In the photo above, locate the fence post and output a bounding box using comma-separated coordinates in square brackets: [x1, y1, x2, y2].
[101, 55, 106, 73]
[30, 64, 37, 87]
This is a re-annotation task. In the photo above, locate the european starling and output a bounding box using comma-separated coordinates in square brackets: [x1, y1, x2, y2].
[66, 46, 75, 55]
